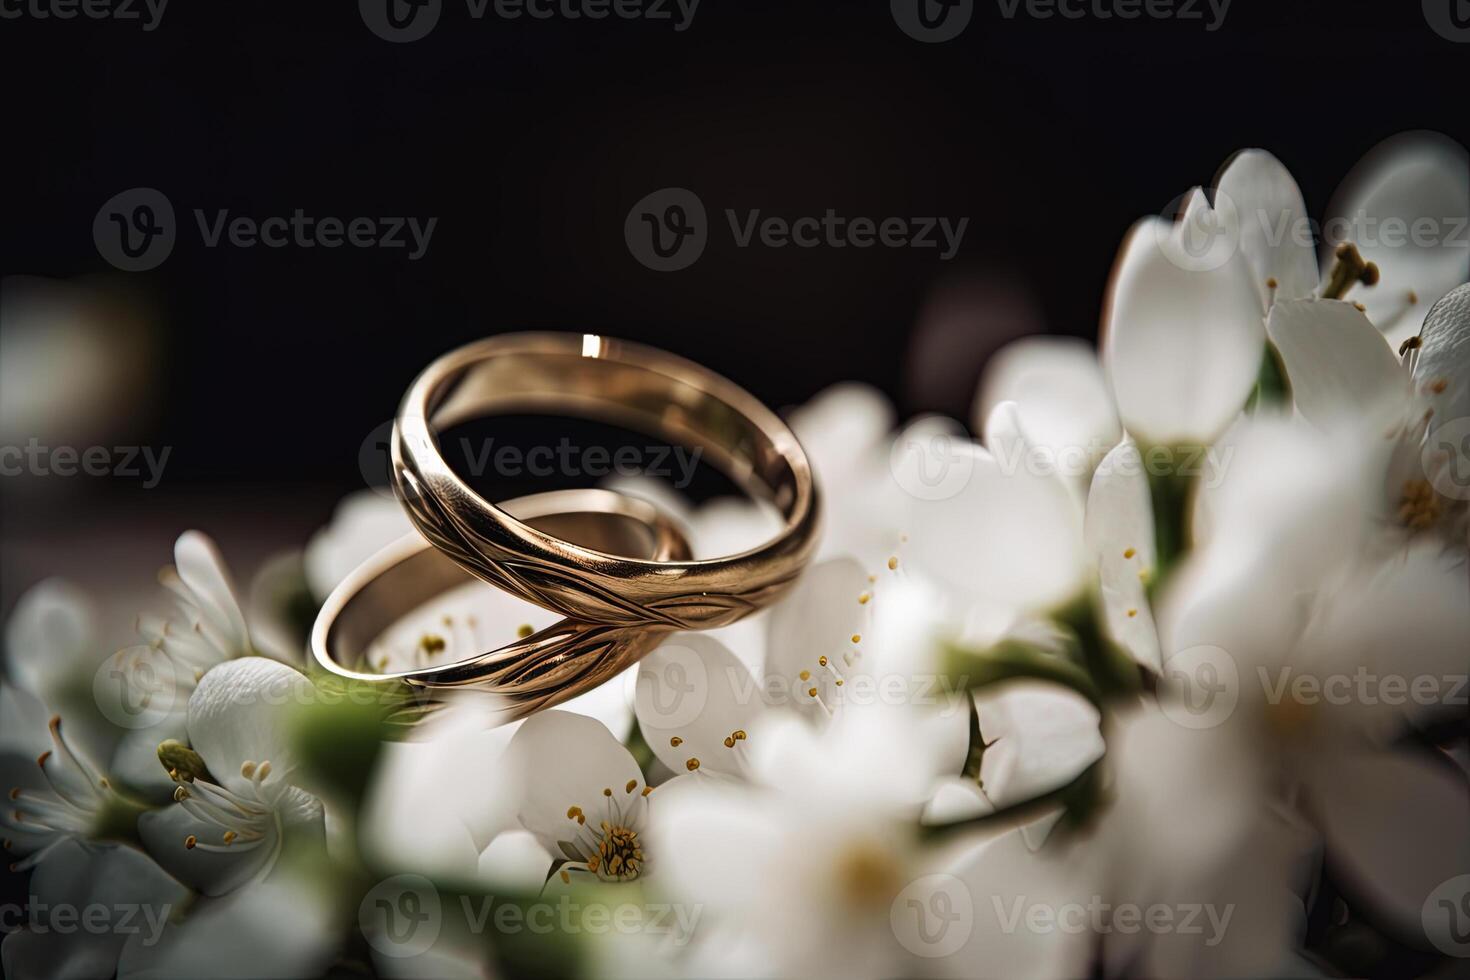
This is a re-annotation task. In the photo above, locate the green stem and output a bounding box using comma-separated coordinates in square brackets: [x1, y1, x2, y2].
[920, 761, 1104, 841]
[943, 639, 1102, 707]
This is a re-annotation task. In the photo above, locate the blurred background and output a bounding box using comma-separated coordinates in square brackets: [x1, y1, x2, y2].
[1, 0, 1466, 614]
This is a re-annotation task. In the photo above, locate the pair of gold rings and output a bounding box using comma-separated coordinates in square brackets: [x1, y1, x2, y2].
[311, 333, 820, 718]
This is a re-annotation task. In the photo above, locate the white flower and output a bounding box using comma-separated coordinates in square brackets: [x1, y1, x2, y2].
[0, 583, 160, 864]
[1163, 413, 1470, 935]
[1102, 189, 1265, 447]
[1325, 131, 1470, 346]
[974, 334, 1122, 495]
[138, 658, 325, 896]
[115, 870, 339, 980]
[0, 584, 188, 980]
[113, 532, 255, 720]
[501, 710, 657, 887]
[647, 708, 964, 979]
[1264, 284, 1469, 547]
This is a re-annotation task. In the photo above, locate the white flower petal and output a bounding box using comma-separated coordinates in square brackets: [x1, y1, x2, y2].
[788, 381, 895, 486]
[1217, 148, 1320, 309]
[974, 336, 1120, 479]
[186, 657, 312, 795]
[635, 634, 764, 780]
[1086, 438, 1160, 670]
[1103, 211, 1265, 444]
[1297, 542, 1470, 733]
[910, 429, 1086, 615]
[117, 874, 338, 979]
[172, 531, 250, 655]
[477, 828, 552, 890]
[942, 829, 1096, 980]
[3, 580, 97, 705]
[502, 710, 643, 856]
[138, 802, 280, 896]
[361, 705, 519, 875]
[1266, 298, 1410, 434]
[972, 682, 1104, 808]
[920, 776, 993, 825]
[1307, 749, 1470, 939]
[763, 557, 871, 721]
[1414, 281, 1470, 427]
[646, 776, 786, 917]
[1327, 130, 1470, 345]
[8, 840, 188, 980]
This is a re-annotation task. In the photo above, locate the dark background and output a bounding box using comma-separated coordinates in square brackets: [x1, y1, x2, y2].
[1, 0, 1467, 598]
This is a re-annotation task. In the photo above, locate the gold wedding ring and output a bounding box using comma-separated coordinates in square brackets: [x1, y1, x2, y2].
[392, 333, 820, 630]
[311, 489, 690, 718]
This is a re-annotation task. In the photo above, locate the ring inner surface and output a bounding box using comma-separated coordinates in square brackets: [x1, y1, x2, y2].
[426, 350, 801, 517]
[329, 508, 668, 670]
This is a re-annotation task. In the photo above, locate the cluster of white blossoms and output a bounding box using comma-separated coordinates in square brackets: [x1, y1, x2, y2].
[2, 130, 1467, 980]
